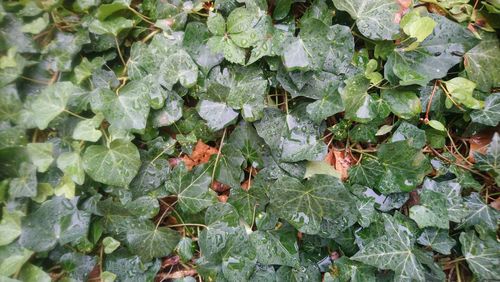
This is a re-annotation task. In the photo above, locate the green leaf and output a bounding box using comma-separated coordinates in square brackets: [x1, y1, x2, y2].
[103, 237, 120, 254]
[470, 93, 500, 126]
[30, 82, 79, 130]
[0, 242, 33, 277]
[332, 0, 399, 40]
[164, 163, 217, 214]
[386, 14, 478, 86]
[0, 85, 22, 123]
[410, 189, 449, 229]
[417, 228, 455, 255]
[255, 106, 327, 162]
[381, 89, 421, 119]
[457, 192, 500, 231]
[72, 114, 104, 142]
[207, 12, 226, 36]
[443, 77, 483, 109]
[96, 0, 130, 20]
[269, 175, 357, 234]
[27, 143, 53, 173]
[250, 226, 299, 267]
[400, 11, 437, 42]
[56, 151, 85, 185]
[326, 257, 377, 281]
[351, 214, 426, 281]
[391, 122, 426, 149]
[184, 22, 224, 74]
[18, 263, 51, 282]
[104, 249, 160, 281]
[8, 162, 37, 198]
[340, 74, 376, 123]
[20, 197, 91, 252]
[126, 221, 180, 261]
[428, 119, 446, 131]
[161, 50, 198, 89]
[464, 33, 500, 92]
[197, 100, 238, 131]
[94, 82, 150, 132]
[304, 160, 341, 179]
[21, 14, 49, 34]
[350, 140, 432, 194]
[460, 230, 500, 280]
[0, 208, 23, 246]
[89, 17, 134, 36]
[474, 132, 500, 184]
[82, 140, 141, 187]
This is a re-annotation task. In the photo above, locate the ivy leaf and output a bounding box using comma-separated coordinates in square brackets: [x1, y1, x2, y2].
[8, 162, 37, 198]
[417, 228, 456, 255]
[184, 22, 224, 74]
[281, 18, 331, 71]
[72, 114, 104, 142]
[474, 132, 500, 184]
[197, 100, 238, 131]
[0, 85, 22, 123]
[381, 89, 421, 119]
[422, 179, 468, 223]
[26, 143, 53, 173]
[104, 249, 160, 281]
[18, 263, 51, 282]
[351, 213, 426, 281]
[442, 77, 483, 109]
[30, 82, 79, 130]
[0, 208, 23, 246]
[350, 140, 432, 194]
[82, 140, 141, 187]
[94, 82, 150, 132]
[464, 33, 500, 92]
[130, 158, 170, 198]
[255, 106, 327, 162]
[331, 0, 399, 40]
[391, 122, 426, 149]
[161, 50, 198, 89]
[459, 230, 500, 280]
[269, 175, 357, 234]
[126, 221, 181, 261]
[95, 0, 130, 20]
[400, 10, 437, 42]
[0, 242, 33, 277]
[57, 151, 85, 185]
[164, 163, 217, 214]
[410, 189, 449, 229]
[386, 14, 478, 86]
[340, 74, 376, 123]
[470, 93, 500, 126]
[457, 192, 500, 231]
[250, 226, 299, 267]
[89, 17, 134, 36]
[20, 197, 91, 252]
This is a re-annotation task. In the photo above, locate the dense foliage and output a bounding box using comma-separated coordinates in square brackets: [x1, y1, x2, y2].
[0, 0, 499, 281]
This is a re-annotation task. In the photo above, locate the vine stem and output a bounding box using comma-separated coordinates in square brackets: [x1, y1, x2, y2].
[114, 36, 127, 68]
[424, 80, 439, 123]
[128, 7, 155, 25]
[167, 223, 208, 229]
[211, 128, 227, 186]
[63, 109, 87, 120]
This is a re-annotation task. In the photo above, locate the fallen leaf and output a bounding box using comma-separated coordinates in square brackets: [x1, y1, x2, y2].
[490, 197, 500, 211]
[181, 140, 218, 170]
[325, 149, 354, 181]
[218, 194, 228, 203]
[211, 180, 231, 193]
[468, 131, 494, 162]
[395, 0, 412, 24]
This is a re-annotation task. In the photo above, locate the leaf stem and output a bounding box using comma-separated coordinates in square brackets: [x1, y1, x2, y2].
[167, 223, 208, 229]
[211, 128, 227, 186]
[128, 7, 155, 25]
[114, 36, 127, 68]
[63, 109, 87, 120]
[424, 80, 439, 123]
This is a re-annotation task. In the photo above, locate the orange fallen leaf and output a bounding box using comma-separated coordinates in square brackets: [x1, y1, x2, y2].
[241, 179, 251, 191]
[325, 149, 354, 181]
[181, 140, 218, 170]
[468, 132, 494, 162]
[394, 0, 412, 24]
[490, 197, 500, 211]
[218, 194, 228, 203]
[211, 181, 230, 193]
